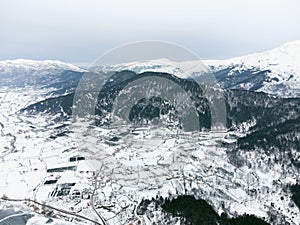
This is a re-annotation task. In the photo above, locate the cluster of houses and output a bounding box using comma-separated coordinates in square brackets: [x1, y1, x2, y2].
[37, 155, 101, 202]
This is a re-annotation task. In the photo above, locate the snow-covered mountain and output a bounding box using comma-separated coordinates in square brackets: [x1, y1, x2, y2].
[97, 58, 210, 79]
[2, 40, 300, 97]
[0, 59, 85, 88]
[97, 41, 300, 98]
[206, 40, 300, 97]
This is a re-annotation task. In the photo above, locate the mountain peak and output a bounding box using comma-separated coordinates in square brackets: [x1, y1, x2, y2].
[205, 40, 300, 97]
[0, 58, 84, 72]
[281, 39, 300, 48]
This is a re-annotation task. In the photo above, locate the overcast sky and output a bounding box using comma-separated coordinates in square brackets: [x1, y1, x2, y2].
[1, 0, 300, 63]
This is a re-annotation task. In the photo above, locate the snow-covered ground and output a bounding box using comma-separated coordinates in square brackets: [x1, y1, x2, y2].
[1, 40, 300, 224]
[0, 86, 299, 224]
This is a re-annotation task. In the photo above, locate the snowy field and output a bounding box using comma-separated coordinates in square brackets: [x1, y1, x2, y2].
[0, 87, 299, 224]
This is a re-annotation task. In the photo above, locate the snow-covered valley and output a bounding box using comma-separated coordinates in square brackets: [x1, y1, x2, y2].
[0, 41, 300, 225]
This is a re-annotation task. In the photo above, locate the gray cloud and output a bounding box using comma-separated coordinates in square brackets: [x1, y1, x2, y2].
[1, 0, 300, 63]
